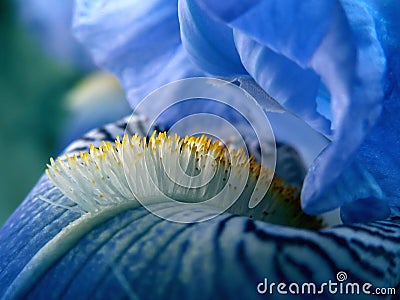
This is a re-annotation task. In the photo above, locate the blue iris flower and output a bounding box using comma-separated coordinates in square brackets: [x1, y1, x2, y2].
[73, 0, 400, 224]
[1, 1, 399, 298]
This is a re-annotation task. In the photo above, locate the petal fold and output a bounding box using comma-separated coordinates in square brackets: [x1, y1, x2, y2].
[178, 0, 247, 76]
[233, 32, 332, 135]
[195, 0, 335, 66]
[302, 0, 399, 220]
[195, 0, 389, 219]
[73, 0, 204, 108]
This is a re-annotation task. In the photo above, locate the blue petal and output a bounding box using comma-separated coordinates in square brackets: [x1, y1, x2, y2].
[178, 0, 246, 76]
[195, 0, 392, 221]
[304, 85, 400, 223]
[234, 32, 333, 136]
[266, 112, 330, 169]
[1, 154, 399, 298]
[355, 0, 400, 214]
[302, 1, 400, 221]
[354, 89, 400, 218]
[193, 0, 263, 23]
[195, 0, 338, 67]
[341, 197, 391, 224]
[73, 0, 205, 108]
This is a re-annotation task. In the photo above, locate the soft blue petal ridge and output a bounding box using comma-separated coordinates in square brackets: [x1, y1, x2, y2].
[195, 0, 388, 219]
[73, 0, 204, 108]
[178, 0, 246, 76]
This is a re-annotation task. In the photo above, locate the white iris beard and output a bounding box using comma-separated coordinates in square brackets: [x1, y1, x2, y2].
[46, 132, 322, 229]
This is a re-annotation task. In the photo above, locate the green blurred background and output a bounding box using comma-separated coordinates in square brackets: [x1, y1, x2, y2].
[0, 0, 82, 225]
